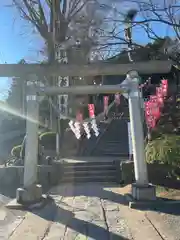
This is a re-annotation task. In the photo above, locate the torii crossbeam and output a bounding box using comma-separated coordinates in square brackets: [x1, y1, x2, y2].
[0, 60, 172, 77]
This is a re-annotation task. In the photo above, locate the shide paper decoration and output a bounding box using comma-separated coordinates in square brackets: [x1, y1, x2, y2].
[68, 111, 83, 139]
[68, 104, 100, 139]
[68, 120, 81, 139]
[83, 122, 91, 139]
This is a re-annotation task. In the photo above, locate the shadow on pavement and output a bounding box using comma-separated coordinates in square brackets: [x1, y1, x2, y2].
[49, 183, 180, 216]
[138, 201, 180, 216]
[50, 183, 128, 206]
[32, 199, 131, 240]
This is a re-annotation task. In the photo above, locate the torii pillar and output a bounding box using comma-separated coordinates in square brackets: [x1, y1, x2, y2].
[16, 77, 42, 204]
[127, 71, 156, 201]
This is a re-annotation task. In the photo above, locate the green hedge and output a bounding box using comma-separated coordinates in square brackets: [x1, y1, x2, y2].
[11, 145, 22, 158]
[11, 131, 57, 158]
[39, 132, 56, 150]
[39, 131, 56, 139]
[145, 134, 180, 168]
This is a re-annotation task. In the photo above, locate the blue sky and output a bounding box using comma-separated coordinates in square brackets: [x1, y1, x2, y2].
[0, 1, 176, 100]
[0, 2, 42, 100]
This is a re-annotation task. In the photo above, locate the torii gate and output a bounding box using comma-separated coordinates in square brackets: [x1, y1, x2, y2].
[0, 60, 172, 204]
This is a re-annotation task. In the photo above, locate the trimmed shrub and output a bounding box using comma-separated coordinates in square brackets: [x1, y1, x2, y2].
[11, 145, 22, 158]
[39, 132, 56, 150]
[145, 134, 180, 168]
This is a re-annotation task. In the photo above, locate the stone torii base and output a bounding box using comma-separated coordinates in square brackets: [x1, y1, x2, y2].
[16, 184, 43, 205]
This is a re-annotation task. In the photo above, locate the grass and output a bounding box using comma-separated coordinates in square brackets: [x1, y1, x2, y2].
[118, 184, 180, 201]
[156, 185, 180, 200]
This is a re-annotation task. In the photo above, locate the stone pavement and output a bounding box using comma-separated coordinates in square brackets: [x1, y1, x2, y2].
[3, 183, 180, 240]
[42, 183, 133, 240]
[0, 194, 25, 240]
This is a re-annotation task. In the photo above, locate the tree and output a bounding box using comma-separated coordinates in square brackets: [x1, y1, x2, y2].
[10, 1, 180, 60]
[9, 0, 118, 147]
[105, 1, 180, 55]
[11, 0, 112, 61]
[133, 1, 180, 40]
[10, 1, 180, 124]
[127, 1, 180, 66]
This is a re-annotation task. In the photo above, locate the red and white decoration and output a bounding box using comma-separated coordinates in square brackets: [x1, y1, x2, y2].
[88, 104, 99, 137]
[69, 79, 167, 140]
[88, 104, 95, 118]
[68, 111, 84, 139]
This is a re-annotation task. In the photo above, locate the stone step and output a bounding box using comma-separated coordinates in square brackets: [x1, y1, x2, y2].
[80, 121, 112, 156]
[98, 142, 128, 147]
[61, 175, 117, 183]
[94, 140, 129, 155]
[94, 151, 128, 157]
[63, 164, 116, 172]
[82, 119, 129, 157]
[63, 169, 116, 177]
[101, 145, 128, 149]
[62, 160, 116, 166]
[92, 147, 128, 156]
[60, 160, 118, 183]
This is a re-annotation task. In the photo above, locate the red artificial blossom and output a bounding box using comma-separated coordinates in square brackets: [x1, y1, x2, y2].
[161, 79, 168, 87]
[156, 87, 164, 107]
[144, 79, 168, 129]
[145, 101, 155, 129]
[145, 103, 156, 129]
[151, 98, 161, 126]
[161, 79, 168, 97]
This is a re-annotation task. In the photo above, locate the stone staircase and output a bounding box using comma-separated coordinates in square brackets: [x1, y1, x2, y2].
[90, 97, 129, 157]
[80, 121, 110, 156]
[59, 97, 129, 184]
[81, 96, 130, 157]
[60, 159, 119, 183]
[91, 119, 129, 157]
[59, 119, 127, 184]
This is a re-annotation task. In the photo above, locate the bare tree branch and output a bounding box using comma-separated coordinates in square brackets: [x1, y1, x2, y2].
[10, 0, 180, 64]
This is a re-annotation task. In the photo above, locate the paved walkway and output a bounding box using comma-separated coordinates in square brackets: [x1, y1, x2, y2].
[43, 184, 133, 240]
[2, 183, 180, 240]
[0, 194, 25, 240]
